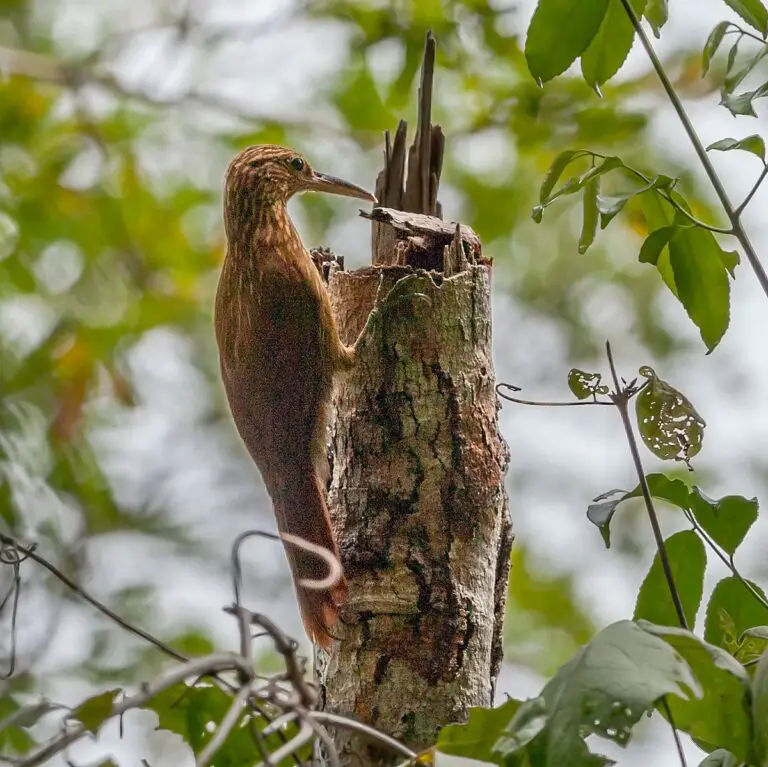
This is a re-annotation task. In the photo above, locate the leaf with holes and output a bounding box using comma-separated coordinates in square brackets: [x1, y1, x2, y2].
[635, 366, 706, 466]
[493, 620, 700, 766]
[568, 368, 609, 400]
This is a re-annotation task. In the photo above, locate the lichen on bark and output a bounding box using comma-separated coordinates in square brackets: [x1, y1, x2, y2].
[316, 226, 512, 765]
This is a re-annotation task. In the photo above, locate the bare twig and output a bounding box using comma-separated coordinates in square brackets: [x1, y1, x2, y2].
[0, 532, 186, 662]
[17, 653, 256, 767]
[311, 711, 418, 759]
[497, 382, 613, 407]
[196, 680, 256, 767]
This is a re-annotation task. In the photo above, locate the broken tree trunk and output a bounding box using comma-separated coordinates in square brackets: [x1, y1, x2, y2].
[313, 31, 513, 767]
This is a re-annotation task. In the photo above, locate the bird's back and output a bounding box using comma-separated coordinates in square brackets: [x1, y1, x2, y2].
[215, 241, 335, 479]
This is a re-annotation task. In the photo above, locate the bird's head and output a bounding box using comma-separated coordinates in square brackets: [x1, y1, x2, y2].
[225, 145, 376, 214]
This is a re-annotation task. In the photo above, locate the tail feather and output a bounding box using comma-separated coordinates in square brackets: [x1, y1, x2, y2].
[272, 466, 348, 648]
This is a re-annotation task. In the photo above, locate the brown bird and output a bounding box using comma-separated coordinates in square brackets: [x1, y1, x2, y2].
[216, 145, 376, 648]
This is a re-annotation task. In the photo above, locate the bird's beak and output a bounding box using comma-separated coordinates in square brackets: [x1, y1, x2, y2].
[306, 170, 377, 204]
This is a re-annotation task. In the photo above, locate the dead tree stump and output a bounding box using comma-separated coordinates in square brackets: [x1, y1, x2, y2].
[314, 31, 513, 767]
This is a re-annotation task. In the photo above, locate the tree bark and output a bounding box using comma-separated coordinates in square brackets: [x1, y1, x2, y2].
[315, 213, 512, 767]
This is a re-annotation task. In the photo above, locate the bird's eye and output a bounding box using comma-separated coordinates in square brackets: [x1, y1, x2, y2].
[289, 157, 305, 172]
[248, 160, 260, 168]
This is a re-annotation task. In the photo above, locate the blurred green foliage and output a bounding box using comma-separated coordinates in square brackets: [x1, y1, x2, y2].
[0, 0, 731, 760]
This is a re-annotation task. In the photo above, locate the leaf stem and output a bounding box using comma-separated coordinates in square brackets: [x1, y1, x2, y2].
[682, 508, 768, 611]
[605, 342, 688, 630]
[496, 383, 613, 407]
[734, 162, 768, 217]
[588, 151, 732, 233]
[618, 0, 768, 300]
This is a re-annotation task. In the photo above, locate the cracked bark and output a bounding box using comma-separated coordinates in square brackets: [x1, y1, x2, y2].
[315, 213, 513, 767]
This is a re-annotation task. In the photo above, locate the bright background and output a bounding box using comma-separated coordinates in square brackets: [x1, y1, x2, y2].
[1, 0, 768, 764]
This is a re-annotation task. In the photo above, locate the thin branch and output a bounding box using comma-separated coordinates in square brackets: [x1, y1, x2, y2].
[618, 0, 768, 299]
[0, 547, 21, 679]
[196, 681, 255, 767]
[587, 152, 733, 234]
[0, 532, 186, 662]
[734, 162, 768, 217]
[496, 383, 613, 407]
[17, 653, 256, 767]
[311, 712, 418, 759]
[605, 342, 688, 631]
[661, 698, 688, 767]
[266, 719, 315, 765]
[682, 509, 768, 611]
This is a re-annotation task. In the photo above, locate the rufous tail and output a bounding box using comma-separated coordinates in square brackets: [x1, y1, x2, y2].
[272, 465, 348, 648]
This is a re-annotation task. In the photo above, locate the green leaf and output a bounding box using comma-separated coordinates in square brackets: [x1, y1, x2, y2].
[143, 682, 310, 766]
[587, 488, 631, 548]
[579, 178, 600, 253]
[705, 576, 768, 651]
[493, 697, 548, 756]
[525, 0, 611, 83]
[668, 225, 732, 351]
[719, 84, 768, 116]
[581, 0, 647, 91]
[707, 135, 766, 161]
[640, 623, 752, 761]
[644, 0, 669, 36]
[635, 366, 706, 466]
[722, 0, 768, 36]
[719, 248, 740, 277]
[702, 22, 731, 75]
[638, 226, 677, 266]
[634, 531, 706, 629]
[698, 750, 739, 767]
[437, 698, 522, 762]
[688, 488, 758, 555]
[71, 689, 120, 735]
[494, 621, 700, 765]
[506, 546, 597, 676]
[0, 696, 42, 754]
[332, 62, 393, 131]
[587, 474, 689, 548]
[568, 368, 609, 400]
[752, 647, 768, 765]
[539, 150, 591, 204]
[597, 192, 635, 228]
